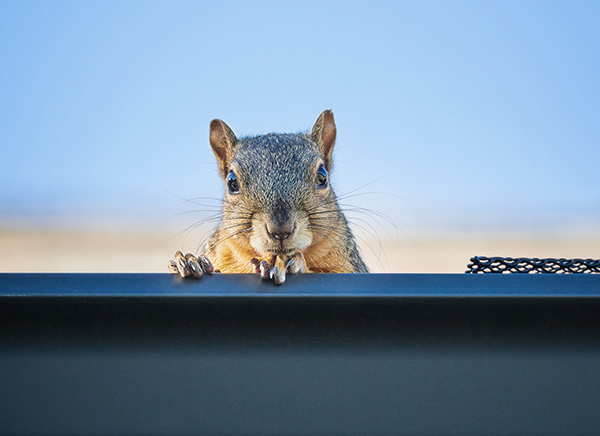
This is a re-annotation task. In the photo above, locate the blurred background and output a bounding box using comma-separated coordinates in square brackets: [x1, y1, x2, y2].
[1, 0, 599, 273]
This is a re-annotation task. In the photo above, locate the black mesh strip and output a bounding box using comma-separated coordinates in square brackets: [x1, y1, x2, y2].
[466, 256, 600, 274]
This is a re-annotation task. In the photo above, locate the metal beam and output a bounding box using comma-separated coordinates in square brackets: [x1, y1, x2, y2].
[1, 273, 600, 436]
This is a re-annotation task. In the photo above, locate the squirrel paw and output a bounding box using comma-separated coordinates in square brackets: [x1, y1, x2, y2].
[250, 252, 306, 285]
[168, 251, 214, 278]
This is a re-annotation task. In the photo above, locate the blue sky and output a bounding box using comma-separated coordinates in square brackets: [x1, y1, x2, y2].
[1, 1, 599, 232]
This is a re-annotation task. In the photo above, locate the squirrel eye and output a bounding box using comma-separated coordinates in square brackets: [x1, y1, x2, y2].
[226, 171, 241, 194]
[315, 165, 328, 189]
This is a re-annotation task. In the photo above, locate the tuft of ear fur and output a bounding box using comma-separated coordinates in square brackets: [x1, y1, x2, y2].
[311, 109, 337, 171]
[209, 119, 238, 179]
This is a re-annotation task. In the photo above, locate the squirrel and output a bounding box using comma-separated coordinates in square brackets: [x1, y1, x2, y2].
[168, 110, 368, 284]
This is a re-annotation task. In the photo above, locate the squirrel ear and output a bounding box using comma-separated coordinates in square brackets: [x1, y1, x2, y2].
[311, 109, 336, 171]
[209, 119, 238, 179]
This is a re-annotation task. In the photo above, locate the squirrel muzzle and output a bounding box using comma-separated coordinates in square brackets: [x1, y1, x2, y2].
[250, 208, 312, 256]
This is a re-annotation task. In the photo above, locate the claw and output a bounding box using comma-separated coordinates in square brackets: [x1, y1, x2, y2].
[286, 258, 297, 273]
[167, 260, 179, 274]
[271, 256, 287, 285]
[251, 253, 306, 284]
[170, 251, 215, 278]
[174, 251, 191, 277]
[199, 255, 214, 274]
[286, 252, 306, 274]
[250, 258, 261, 274]
[259, 260, 271, 280]
[185, 253, 203, 278]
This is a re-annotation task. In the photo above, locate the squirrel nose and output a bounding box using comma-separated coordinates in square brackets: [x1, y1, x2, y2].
[266, 224, 293, 241]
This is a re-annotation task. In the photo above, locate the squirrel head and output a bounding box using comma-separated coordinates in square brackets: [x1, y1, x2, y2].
[209, 110, 342, 257]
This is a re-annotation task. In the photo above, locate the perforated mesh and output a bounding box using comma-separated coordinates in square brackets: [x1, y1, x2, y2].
[466, 256, 600, 274]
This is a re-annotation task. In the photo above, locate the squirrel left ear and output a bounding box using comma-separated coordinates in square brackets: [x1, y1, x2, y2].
[209, 119, 238, 179]
[311, 109, 336, 171]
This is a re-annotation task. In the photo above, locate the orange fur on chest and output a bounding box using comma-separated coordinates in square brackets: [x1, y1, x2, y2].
[207, 234, 353, 274]
[207, 239, 257, 273]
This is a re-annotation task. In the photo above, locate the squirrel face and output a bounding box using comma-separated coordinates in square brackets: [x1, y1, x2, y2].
[209, 110, 340, 258]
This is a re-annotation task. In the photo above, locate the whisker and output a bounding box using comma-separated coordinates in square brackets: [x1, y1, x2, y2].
[207, 226, 253, 250]
[343, 219, 388, 271]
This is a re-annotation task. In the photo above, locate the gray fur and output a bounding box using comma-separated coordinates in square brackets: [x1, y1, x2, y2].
[233, 133, 320, 224]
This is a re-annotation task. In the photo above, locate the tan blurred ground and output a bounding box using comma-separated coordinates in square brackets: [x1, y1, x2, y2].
[2, 227, 598, 273]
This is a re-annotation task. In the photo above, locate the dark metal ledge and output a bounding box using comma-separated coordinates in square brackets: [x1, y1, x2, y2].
[2, 272, 600, 297]
[1, 273, 600, 436]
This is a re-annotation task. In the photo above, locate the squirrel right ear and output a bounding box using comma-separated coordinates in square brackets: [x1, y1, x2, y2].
[209, 119, 238, 179]
[311, 109, 336, 171]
